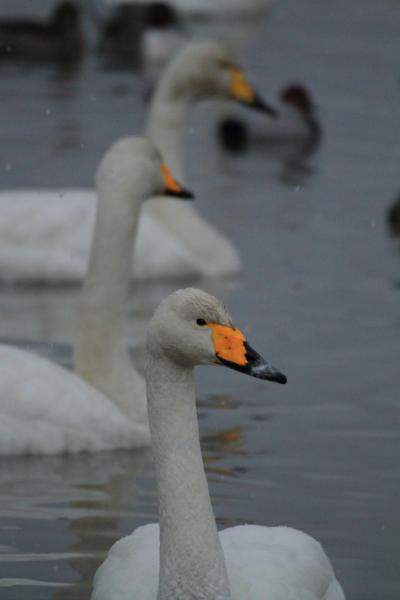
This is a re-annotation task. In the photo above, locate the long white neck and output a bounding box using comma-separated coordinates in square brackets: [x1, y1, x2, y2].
[146, 70, 193, 179]
[146, 354, 231, 600]
[74, 179, 147, 423]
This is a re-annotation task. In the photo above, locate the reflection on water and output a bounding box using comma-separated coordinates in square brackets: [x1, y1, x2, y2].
[0, 0, 400, 599]
[0, 412, 252, 599]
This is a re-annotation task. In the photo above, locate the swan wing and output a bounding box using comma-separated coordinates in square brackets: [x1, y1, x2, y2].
[0, 346, 149, 454]
[91, 523, 159, 600]
[221, 525, 345, 600]
[0, 189, 205, 282]
[0, 189, 94, 282]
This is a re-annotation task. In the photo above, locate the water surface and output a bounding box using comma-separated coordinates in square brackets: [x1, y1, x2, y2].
[0, 0, 399, 598]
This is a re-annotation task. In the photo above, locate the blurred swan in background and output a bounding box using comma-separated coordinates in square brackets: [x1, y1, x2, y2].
[98, 0, 277, 80]
[0, 137, 191, 455]
[92, 288, 345, 600]
[144, 40, 277, 278]
[0, 41, 276, 283]
[0, 2, 83, 63]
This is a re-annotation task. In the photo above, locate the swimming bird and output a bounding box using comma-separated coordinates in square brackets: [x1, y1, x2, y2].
[144, 40, 277, 278]
[218, 83, 321, 153]
[0, 41, 276, 283]
[0, 2, 83, 63]
[91, 287, 345, 600]
[0, 137, 192, 455]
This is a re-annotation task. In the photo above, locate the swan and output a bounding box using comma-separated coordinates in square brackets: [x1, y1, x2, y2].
[0, 41, 276, 283]
[143, 40, 277, 278]
[91, 287, 345, 600]
[0, 137, 192, 455]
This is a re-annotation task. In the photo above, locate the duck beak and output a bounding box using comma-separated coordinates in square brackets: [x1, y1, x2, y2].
[161, 163, 194, 199]
[229, 68, 279, 118]
[208, 323, 287, 384]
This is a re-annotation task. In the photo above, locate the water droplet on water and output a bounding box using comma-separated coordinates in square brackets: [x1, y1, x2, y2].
[4, 162, 12, 172]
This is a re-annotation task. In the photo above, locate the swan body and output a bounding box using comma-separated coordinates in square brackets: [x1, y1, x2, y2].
[101, 0, 275, 21]
[92, 288, 345, 600]
[0, 345, 149, 455]
[0, 189, 199, 282]
[93, 524, 344, 600]
[0, 41, 275, 282]
[0, 137, 190, 454]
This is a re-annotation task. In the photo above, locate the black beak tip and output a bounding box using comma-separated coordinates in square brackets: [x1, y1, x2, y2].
[250, 93, 280, 118]
[181, 188, 194, 200]
[255, 367, 287, 384]
[274, 372, 287, 385]
[166, 187, 194, 200]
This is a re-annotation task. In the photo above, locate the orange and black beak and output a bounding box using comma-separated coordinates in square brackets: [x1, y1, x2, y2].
[229, 67, 278, 118]
[161, 163, 194, 199]
[208, 322, 287, 383]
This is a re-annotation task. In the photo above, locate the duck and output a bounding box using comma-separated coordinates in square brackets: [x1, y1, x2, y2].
[96, 2, 183, 72]
[0, 137, 192, 455]
[218, 83, 321, 153]
[91, 287, 345, 600]
[0, 2, 83, 63]
[0, 41, 276, 283]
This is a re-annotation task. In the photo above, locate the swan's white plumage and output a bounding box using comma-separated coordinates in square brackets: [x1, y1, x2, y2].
[91, 288, 345, 600]
[0, 345, 149, 455]
[92, 524, 344, 600]
[0, 41, 259, 283]
[0, 190, 200, 282]
[0, 137, 191, 454]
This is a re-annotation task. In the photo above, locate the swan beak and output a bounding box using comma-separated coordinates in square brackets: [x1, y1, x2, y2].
[208, 323, 287, 384]
[229, 68, 279, 118]
[161, 163, 194, 199]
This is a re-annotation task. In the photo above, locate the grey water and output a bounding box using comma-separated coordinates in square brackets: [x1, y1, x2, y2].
[0, 0, 399, 598]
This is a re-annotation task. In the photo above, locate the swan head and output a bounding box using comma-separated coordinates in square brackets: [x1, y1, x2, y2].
[148, 288, 287, 383]
[95, 136, 193, 201]
[167, 41, 278, 117]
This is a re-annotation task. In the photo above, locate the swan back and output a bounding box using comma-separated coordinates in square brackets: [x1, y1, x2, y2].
[0, 345, 149, 454]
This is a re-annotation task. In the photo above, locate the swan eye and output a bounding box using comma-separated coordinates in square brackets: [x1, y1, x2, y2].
[196, 318, 207, 327]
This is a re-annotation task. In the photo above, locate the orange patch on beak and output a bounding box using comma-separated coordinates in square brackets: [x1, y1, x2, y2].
[161, 162, 184, 195]
[230, 68, 255, 104]
[208, 323, 247, 366]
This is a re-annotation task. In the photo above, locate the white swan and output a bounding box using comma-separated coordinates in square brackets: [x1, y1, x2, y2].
[92, 288, 345, 600]
[0, 137, 191, 455]
[144, 40, 277, 278]
[0, 41, 276, 283]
